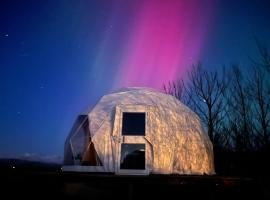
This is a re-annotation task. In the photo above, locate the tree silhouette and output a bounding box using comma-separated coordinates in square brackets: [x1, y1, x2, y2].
[250, 68, 270, 151]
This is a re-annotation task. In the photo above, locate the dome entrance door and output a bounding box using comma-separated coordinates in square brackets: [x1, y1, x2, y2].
[116, 111, 149, 175]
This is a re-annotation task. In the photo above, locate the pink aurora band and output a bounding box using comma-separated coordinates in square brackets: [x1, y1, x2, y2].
[114, 0, 214, 90]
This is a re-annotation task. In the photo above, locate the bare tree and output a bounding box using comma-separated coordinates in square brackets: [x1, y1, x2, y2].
[163, 80, 186, 103]
[187, 64, 228, 147]
[250, 68, 270, 150]
[252, 37, 270, 72]
[226, 65, 254, 151]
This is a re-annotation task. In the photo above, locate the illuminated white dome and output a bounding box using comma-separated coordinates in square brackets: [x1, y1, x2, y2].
[63, 87, 215, 175]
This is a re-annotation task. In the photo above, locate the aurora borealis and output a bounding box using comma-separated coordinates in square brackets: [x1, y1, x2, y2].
[113, 0, 214, 88]
[0, 0, 270, 159]
[89, 0, 215, 90]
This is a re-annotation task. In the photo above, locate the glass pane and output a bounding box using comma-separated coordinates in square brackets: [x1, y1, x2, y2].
[122, 112, 145, 135]
[120, 143, 145, 169]
[64, 115, 88, 165]
[70, 117, 90, 164]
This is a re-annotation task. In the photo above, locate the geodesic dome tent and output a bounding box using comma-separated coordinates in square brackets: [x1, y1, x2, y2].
[63, 87, 215, 175]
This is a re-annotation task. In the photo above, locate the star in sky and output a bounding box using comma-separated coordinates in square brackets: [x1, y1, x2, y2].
[0, 0, 270, 158]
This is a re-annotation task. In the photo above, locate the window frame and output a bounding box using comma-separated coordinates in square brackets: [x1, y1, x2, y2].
[114, 105, 150, 175]
[122, 112, 146, 136]
[120, 143, 146, 170]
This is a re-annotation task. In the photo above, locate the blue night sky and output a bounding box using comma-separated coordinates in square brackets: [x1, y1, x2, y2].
[0, 0, 270, 160]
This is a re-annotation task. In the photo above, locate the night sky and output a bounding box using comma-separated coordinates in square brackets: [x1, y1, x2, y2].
[1, 0, 270, 161]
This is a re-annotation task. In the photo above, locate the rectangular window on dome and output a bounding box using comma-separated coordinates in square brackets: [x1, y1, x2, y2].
[122, 112, 145, 136]
[120, 143, 145, 169]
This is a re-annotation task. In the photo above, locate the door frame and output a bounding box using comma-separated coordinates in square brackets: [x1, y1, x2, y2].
[114, 105, 149, 175]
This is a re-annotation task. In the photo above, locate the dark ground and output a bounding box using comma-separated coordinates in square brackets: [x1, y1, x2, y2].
[0, 159, 269, 200]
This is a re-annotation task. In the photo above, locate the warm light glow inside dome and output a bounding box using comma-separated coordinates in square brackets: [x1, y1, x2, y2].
[64, 87, 215, 175]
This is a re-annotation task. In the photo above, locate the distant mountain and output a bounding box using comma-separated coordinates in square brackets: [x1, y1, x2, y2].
[0, 153, 63, 164]
[0, 158, 61, 171]
[20, 153, 63, 164]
